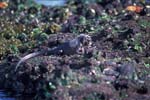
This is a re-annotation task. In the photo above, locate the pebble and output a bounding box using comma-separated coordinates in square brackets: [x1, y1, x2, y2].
[103, 67, 119, 77]
[101, 75, 116, 82]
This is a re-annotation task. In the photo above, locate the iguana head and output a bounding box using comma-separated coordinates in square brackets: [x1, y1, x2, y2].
[77, 34, 92, 47]
[69, 34, 92, 54]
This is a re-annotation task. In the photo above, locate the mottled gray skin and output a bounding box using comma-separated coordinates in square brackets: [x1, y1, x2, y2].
[15, 34, 92, 71]
[117, 62, 138, 80]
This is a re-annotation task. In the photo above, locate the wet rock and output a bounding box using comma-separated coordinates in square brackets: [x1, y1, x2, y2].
[98, 0, 114, 7]
[7, 54, 19, 62]
[12, 82, 25, 93]
[114, 78, 129, 90]
[121, 13, 134, 21]
[46, 23, 62, 34]
[86, 8, 96, 18]
[139, 8, 147, 16]
[17, 33, 28, 42]
[39, 62, 49, 73]
[69, 82, 118, 100]
[136, 85, 148, 94]
[104, 61, 117, 68]
[28, 6, 38, 14]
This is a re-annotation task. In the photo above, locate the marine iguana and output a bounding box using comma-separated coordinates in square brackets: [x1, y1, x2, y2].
[15, 34, 92, 71]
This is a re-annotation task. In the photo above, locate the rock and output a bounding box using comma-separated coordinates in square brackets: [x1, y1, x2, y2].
[12, 82, 25, 93]
[101, 75, 116, 83]
[103, 67, 119, 77]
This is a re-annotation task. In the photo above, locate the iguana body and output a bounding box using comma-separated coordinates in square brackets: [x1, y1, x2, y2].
[15, 34, 92, 71]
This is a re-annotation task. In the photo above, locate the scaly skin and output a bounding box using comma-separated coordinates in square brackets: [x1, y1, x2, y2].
[15, 34, 92, 71]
